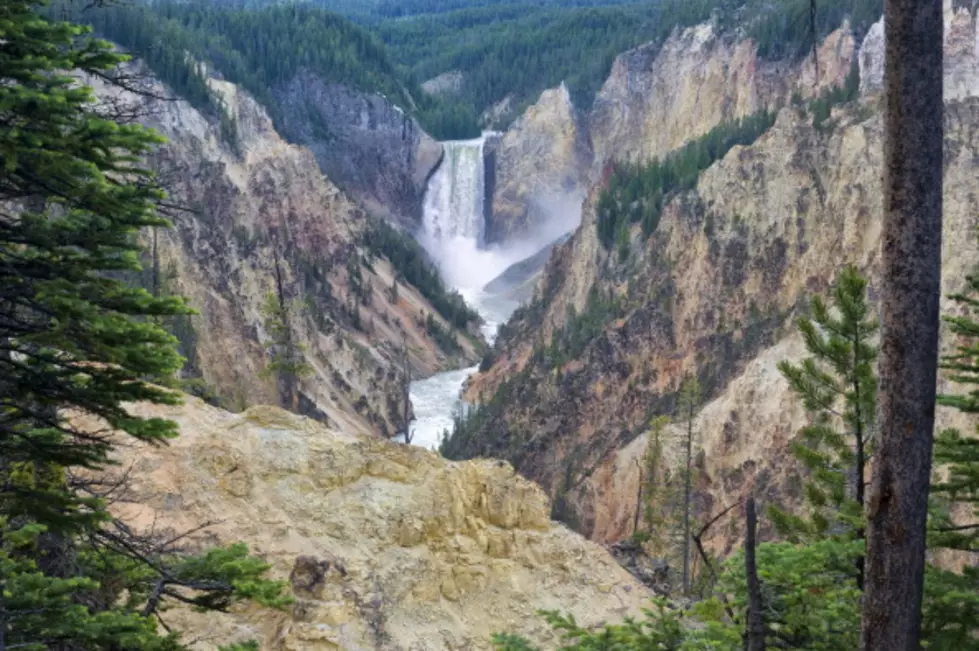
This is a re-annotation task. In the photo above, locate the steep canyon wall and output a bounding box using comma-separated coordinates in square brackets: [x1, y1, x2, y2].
[89, 66, 479, 438]
[469, 2, 979, 554]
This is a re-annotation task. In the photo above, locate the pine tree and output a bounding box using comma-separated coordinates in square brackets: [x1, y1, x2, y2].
[930, 270, 979, 554]
[260, 292, 313, 412]
[771, 265, 877, 589]
[0, 2, 289, 647]
[677, 375, 700, 595]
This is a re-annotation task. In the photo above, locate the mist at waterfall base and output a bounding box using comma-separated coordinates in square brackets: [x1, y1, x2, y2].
[406, 137, 581, 451]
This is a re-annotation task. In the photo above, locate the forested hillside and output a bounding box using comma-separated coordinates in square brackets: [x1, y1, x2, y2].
[62, 0, 882, 139]
[58, 2, 413, 123]
[380, 0, 881, 129]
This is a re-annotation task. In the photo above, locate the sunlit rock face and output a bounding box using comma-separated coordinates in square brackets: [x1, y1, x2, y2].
[466, 11, 979, 553]
[88, 65, 478, 438]
[488, 84, 592, 246]
[103, 399, 651, 650]
[489, 22, 856, 246]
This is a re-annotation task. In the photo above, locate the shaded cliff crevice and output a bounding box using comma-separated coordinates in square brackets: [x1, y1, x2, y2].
[276, 71, 443, 230]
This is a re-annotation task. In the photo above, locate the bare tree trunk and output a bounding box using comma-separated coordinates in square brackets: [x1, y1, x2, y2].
[402, 335, 413, 444]
[744, 498, 766, 651]
[853, 327, 866, 592]
[634, 458, 643, 535]
[152, 228, 160, 298]
[682, 401, 693, 595]
[862, 1, 944, 649]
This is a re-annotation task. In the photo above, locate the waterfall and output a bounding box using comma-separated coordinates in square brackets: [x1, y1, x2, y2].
[410, 134, 516, 450]
[422, 138, 487, 246]
[419, 135, 516, 293]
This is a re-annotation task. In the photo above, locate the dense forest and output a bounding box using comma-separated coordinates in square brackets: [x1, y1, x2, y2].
[59, 2, 415, 122]
[63, 0, 883, 140]
[378, 0, 882, 131]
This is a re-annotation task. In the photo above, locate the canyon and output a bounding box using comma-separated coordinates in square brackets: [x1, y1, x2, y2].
[88, 64, 481, 439]
[460, 1, 979, 556]
[66, 0, 979, 646]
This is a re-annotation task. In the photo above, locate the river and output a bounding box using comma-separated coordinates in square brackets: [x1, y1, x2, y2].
[407, 134, 576, 451]
[406, 135, 520, 450]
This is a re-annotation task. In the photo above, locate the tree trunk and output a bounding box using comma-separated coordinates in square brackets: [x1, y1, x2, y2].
[744, 498, 766, 651]
[682, 406, 692, 595]
[152, 228, 160, 298]
[402, 335, 412, 444]
[634, 458, 643, 535]
[862, 1, 944, 649]
[854, 331, 866, 592]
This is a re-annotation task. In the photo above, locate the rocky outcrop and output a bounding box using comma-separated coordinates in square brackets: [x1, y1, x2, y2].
[861, 0, 979, 99]
[422, 70, 464, 96]
[89, 65, 479, 438]
[589, 22, 856, 168]
[464, 29, 979, 551]
[488, 84, 592, 244]
[489, 22, 856, 246]
[105, 398, 651, 650]
[276, 71, 443, 229]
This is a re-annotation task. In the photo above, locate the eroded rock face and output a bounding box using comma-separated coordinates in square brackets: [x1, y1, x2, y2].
[489, 23, 855, 246]
[468, 8, 979, 551]
[88, 66, 478, 438]
[467, 90, 979, 552]
[109, 399, 651, 650]
[422, 70, 465, 97]
[276, 71, 443, 229]
[589, 22, 855, 167]
[488, 84, 592, 244]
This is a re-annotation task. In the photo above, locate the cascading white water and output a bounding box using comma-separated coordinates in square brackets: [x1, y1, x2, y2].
[409, 135, 518, 450]
[417, 137, 519, 294]
[422, 139, 486, 246]
[406, 133, 584, 450]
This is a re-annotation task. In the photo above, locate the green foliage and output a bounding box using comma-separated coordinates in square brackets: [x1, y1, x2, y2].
[260, 292, 313, 383]
[545, 286, 623, 368]
[50, 1, 236, 131]
[361, 219, 481, 331]
[747, 0, 882, 60]
[63, 0, 882, 139]
[381, 2, 710, 126]
[931, 270, 979, 554]
[1, 0, 188, 528]
[379, 0, 881, 134]
[499, 533, 976, 650]
[425, 313, 463, 355]
[494, 601, 687, 651]
[807, 59, 861, 130]
[771, 265, 877, 543]
[693, 539, 863, 650]
[0, 522, 165, 651]
[0, 4, 290, 649]
[65, 1, 427, 130]
[597, 110, 777, 248]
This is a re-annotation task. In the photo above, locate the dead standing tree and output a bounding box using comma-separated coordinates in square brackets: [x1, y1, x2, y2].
[862, 0, 944, 648]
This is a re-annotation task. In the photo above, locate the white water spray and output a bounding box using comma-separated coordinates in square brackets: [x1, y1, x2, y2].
[408, 134, 582, 450]
[410, 136, 515, 449]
